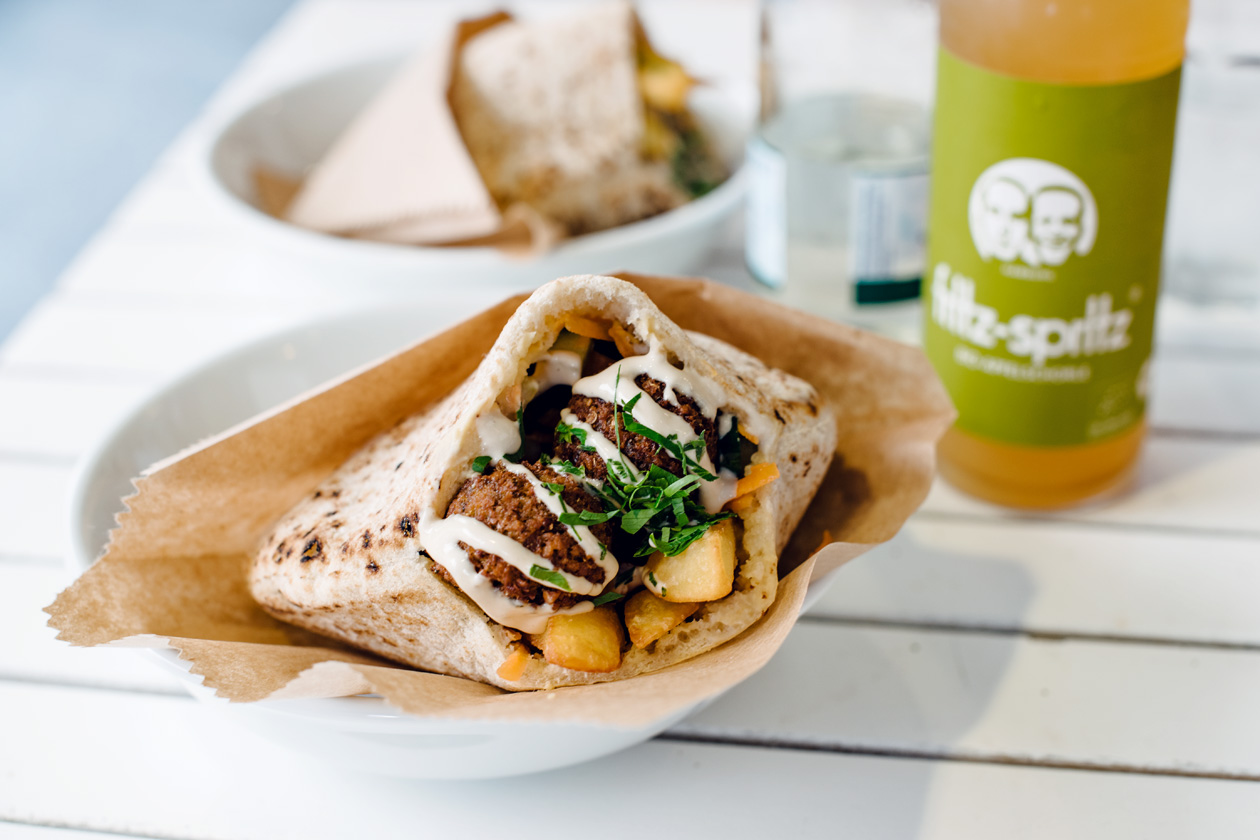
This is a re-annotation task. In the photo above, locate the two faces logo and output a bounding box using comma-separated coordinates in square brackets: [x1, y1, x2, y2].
[968, 158, 1098, 269]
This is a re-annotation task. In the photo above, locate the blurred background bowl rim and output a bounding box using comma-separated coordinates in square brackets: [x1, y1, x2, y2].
[196, 53, 749, 273]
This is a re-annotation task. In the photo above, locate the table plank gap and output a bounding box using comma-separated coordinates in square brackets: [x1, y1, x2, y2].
[797, 615, 1260, 655]
[0, 820, 178, 840]
[4, 680, 1260, 839]
[659, 733, 1260, 783]
[0, 451, 80, 467]
[0, 552, 64, 568]
[679, 621, 1260, 776]
[915, 507, 1260, 541]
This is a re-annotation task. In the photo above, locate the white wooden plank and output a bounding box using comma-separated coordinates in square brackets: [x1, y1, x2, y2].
[1150, 354, 1260, 435]
[0, 463, 72, 560]
[0, 293, 332, 376]
[0, 563, 182, 694]
[2, 681, 1258, 839]
[1157, 296, 1260, 354]
[0, 826, 137, 840]
[681, 622, 1260, 777]
[54, 232, 368, 303]
[923, 436, 1260, 535]
[15, 575, 1260, 780]
[811, 517, 1260, 646]
[0, 372, 150, 461]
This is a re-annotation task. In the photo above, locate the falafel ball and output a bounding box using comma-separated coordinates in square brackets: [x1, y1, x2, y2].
[432, 461, 614, 608]
[555, 373, 718, 480]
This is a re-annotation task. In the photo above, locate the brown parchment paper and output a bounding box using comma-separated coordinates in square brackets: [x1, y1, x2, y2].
[46, 274, 955, 726]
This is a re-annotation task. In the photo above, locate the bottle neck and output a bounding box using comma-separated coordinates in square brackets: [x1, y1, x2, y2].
[940, 0, 1189, 85]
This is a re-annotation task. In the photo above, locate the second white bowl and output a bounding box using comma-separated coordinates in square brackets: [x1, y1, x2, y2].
[200, 56, 750, 297]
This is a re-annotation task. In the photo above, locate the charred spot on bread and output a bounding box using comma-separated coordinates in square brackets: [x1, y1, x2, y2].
[301, 537, 323, 563]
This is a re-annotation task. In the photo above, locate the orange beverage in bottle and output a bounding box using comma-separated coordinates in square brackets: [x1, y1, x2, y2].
[924, 0, 1189, 508]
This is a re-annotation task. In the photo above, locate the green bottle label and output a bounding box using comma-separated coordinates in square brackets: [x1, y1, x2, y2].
[924, 49, 1181, 447]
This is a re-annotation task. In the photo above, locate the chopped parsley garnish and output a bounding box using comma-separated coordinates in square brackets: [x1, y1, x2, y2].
[620, 393, 717, 480]
[672, 128, 721, 199]
[471, 455, 493, 474]
[555, 366, 732, 558]
[504, 406, 527, 464]
[529, 565, 571, 591]
[717, 416, 757, 478]
[591, 590, 624, 607]
[555, 422, 585, 446]
[547, 458, 586, 478]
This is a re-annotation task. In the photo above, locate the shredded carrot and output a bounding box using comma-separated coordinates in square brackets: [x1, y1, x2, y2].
[741, 429, 760, 445]
[496, 646, 530, 682]
[733, 462, 779, 500]
[608, 322, 640, 358]
[564, 316, 612, 342]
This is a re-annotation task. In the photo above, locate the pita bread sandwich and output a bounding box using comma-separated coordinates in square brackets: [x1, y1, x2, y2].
[283, 2, 725, 247]
[448, 2, 726, 237]
[250, 276, 835, 689]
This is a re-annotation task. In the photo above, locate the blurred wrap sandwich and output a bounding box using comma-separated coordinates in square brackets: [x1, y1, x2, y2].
[250, 276, 835, 690]
[285, 2, 725, 247]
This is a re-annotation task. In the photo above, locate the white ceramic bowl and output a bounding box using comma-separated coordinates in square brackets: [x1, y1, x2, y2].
[68, 302, 833, 779]
[199, 56, 750, 297]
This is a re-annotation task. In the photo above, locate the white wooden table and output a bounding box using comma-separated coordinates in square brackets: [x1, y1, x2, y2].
[4, 2, 1260, 836]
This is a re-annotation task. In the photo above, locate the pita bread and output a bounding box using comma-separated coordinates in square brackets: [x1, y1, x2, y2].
[249, 276, 835, 689]
[449, 3, 690, 235]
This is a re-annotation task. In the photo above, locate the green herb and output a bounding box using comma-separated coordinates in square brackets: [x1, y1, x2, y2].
[555, 422, 585, 446]
[566, 369, 732, 558]
[471, 455, 492, 474]
[542, 481, 565, 496]
[591, 590, 624, 607]
[620, 393, 717, 480]
[620, 505, 659, 535]
[550, 459, 586, 478]
[504, 406, 527, 463]
[717, 416, 758, 478]
[671, 128, 722, 199]
[529, 565, 571, 591]
[558, 508, 615, 527]
[644, 519, 721, 557]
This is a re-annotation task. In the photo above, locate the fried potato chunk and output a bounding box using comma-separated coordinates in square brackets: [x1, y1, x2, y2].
[624, 590, 699, 649]
[643, 519, 736, 603]
[540, 606, 625, 673]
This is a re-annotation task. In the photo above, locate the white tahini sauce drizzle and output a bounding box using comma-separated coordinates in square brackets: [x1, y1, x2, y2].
[702, 470, 739, 514]
[571, 345, 737, 513]
[427, 513, 604, 597]
[557, 410, 642, 481]
[475, 409, 521, 461]
[499, 462, 618, 580]
[421, 380, 621, 634]
[425, 516, 594, 634]
[521, 349, 584, 403]
[423, 340, 746, 632]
